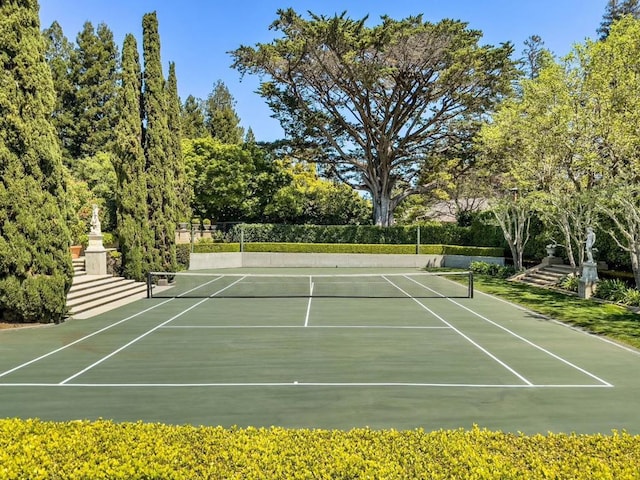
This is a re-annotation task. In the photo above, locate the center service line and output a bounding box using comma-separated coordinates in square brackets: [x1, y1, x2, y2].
[383, 275, 534, 386]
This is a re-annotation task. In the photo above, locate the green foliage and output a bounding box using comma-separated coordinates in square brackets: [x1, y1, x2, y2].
[204, 80, 244, 143]
[183, 138, 290, 223]
[166, 62, 191, 225]
[595, 279, 637, 305]
[143, 12, 177, 272]
[3, 420, 640, 478]
[263, 161, 371, 225]
[0, 0, 73, 323]
[113, 33, 152, 282]
[69, 21, 119, 158]
[230, 222, 495, 247]
[176, 244, 191, 269]
[558, 274, 580, 292]
[180, 95, 207, 139]
[469, 261, 515, 278]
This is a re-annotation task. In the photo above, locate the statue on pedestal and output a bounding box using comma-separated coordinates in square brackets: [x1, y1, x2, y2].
[585, 227, 595, 264]
[90, 204, 101, 235]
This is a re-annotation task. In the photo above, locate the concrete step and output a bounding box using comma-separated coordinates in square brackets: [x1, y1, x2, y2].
[514, 262, 577, 289]
[67, 280, 147, 316]
[68, 275, 132, 299]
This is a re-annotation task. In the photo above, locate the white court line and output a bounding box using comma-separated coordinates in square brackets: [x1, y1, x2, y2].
[0, 382, 612, 388]
[59, 276, 247, 385]
[383, 276, 533, 386]
[304, 277, 314, 327]
[0, 274, 228, 380]
[404, 276, 613, 387]
[161, 325, 450, 329]
[473, 288, 640, 356]
[0, 298, 174, 379]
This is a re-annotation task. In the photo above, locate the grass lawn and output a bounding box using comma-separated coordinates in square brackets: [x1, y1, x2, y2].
[474, 275, 640, 349]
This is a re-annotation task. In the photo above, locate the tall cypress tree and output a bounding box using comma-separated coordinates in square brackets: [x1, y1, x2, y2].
[166, 62, 191, 224]
[142, 11, 176, 271]
[42, 20, 75, 164]
[113, 34, 152, 282]
[71, 21, 119, 158]
[0, 0, 73, 323]
[598, 0, 640, 39]
[180, 95, 207, 139]
[205, 80, 244, 144]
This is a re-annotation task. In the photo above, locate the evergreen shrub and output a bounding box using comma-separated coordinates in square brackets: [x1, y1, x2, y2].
[2, 419, 640, 479]
[229, 222, 490, 246]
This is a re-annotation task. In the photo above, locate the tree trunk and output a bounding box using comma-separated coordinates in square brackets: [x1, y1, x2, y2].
[630, 247, 640, 290]
[373, 193, 394, 227]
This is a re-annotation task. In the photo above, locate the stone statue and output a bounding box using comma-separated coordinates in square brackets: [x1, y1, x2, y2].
[90, 204, 101, 235]
[585, 227, 595, 263]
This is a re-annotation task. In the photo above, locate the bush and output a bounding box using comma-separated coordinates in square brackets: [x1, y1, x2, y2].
[595, 279, 630, 303]
[469, 261, 515, 278]
[622, 288, 640, 307]
[2, 420, 640, 479]
[227, 222, 503, 247]
[558, 274, 579, 292]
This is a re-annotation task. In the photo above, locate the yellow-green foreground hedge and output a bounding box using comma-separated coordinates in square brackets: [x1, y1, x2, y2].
[2, 420, 640, 479]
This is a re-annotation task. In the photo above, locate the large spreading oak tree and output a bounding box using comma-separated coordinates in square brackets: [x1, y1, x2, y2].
[231, 9, 516, 225]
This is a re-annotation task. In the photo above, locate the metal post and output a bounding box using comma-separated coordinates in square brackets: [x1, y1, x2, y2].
[416, 226, 421, 254]
[146, 271, 152, 299]
[468, 271, 474, 299]
[240, 224, 245, 252]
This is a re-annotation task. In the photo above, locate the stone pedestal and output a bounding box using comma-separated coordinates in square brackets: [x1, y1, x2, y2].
[84, 233, 107, 275]
[578, 261, 599, 299]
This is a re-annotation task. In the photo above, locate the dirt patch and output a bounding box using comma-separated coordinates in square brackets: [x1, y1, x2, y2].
[0, 322, 43, 330]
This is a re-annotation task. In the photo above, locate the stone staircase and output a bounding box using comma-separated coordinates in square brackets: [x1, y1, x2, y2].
[67, 257, 148, 319]
[511, 261, 577, 288]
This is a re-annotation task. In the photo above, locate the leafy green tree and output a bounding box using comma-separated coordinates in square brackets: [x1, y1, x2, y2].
[183, 138, 259, 222]
[42, 21, 75, 163]
[587, 17, 640, 286]
[71, 21, 119, 158]
[598, 0, 640, 40]
[71, 152, 117, 232]
[143, 11, 176, 271]
[478, 48, 601, 268]
[204, 80, 244, 144]
[231, 10, 516, 226]
[264, 162, 371, 225]
[0, 0, 73, 323]
[180, 94, 207, 139]
[166, 62, 191, 224]
[113, 34, 152, 281]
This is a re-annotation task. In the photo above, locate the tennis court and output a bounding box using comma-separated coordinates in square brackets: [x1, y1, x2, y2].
[1, 267, 640, 434]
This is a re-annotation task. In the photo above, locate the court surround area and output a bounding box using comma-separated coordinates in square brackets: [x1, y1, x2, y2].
[1, 267, 639, 434]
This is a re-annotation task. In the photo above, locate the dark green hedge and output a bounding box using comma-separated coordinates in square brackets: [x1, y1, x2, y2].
[228, 222, 504, 247]
[185, 242, 503, 257]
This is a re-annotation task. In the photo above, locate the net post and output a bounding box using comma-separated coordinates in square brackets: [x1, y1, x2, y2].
[146, 272, 152, 299]
[468, 271, 474, 298]
[240, 223, 244, 252]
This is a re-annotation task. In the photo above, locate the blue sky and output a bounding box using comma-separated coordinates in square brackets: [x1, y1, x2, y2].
[39, 0, 606, 142]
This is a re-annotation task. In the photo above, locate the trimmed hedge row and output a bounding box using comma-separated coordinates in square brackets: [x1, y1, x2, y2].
[188, 242, 503, 257]
[1, 419, 639, 479]
[228, 222, 504, 247]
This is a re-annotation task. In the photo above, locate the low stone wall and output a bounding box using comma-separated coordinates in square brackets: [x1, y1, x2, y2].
[189, 252, 504, 270]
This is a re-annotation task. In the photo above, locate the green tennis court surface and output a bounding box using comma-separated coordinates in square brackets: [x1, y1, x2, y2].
[1, 268, 639, 434]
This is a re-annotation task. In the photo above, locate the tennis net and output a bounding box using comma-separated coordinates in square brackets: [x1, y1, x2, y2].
[146, 271, 473, 299]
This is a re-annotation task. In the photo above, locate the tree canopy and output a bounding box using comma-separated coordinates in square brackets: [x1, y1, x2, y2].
[231, 9, 516, 226]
